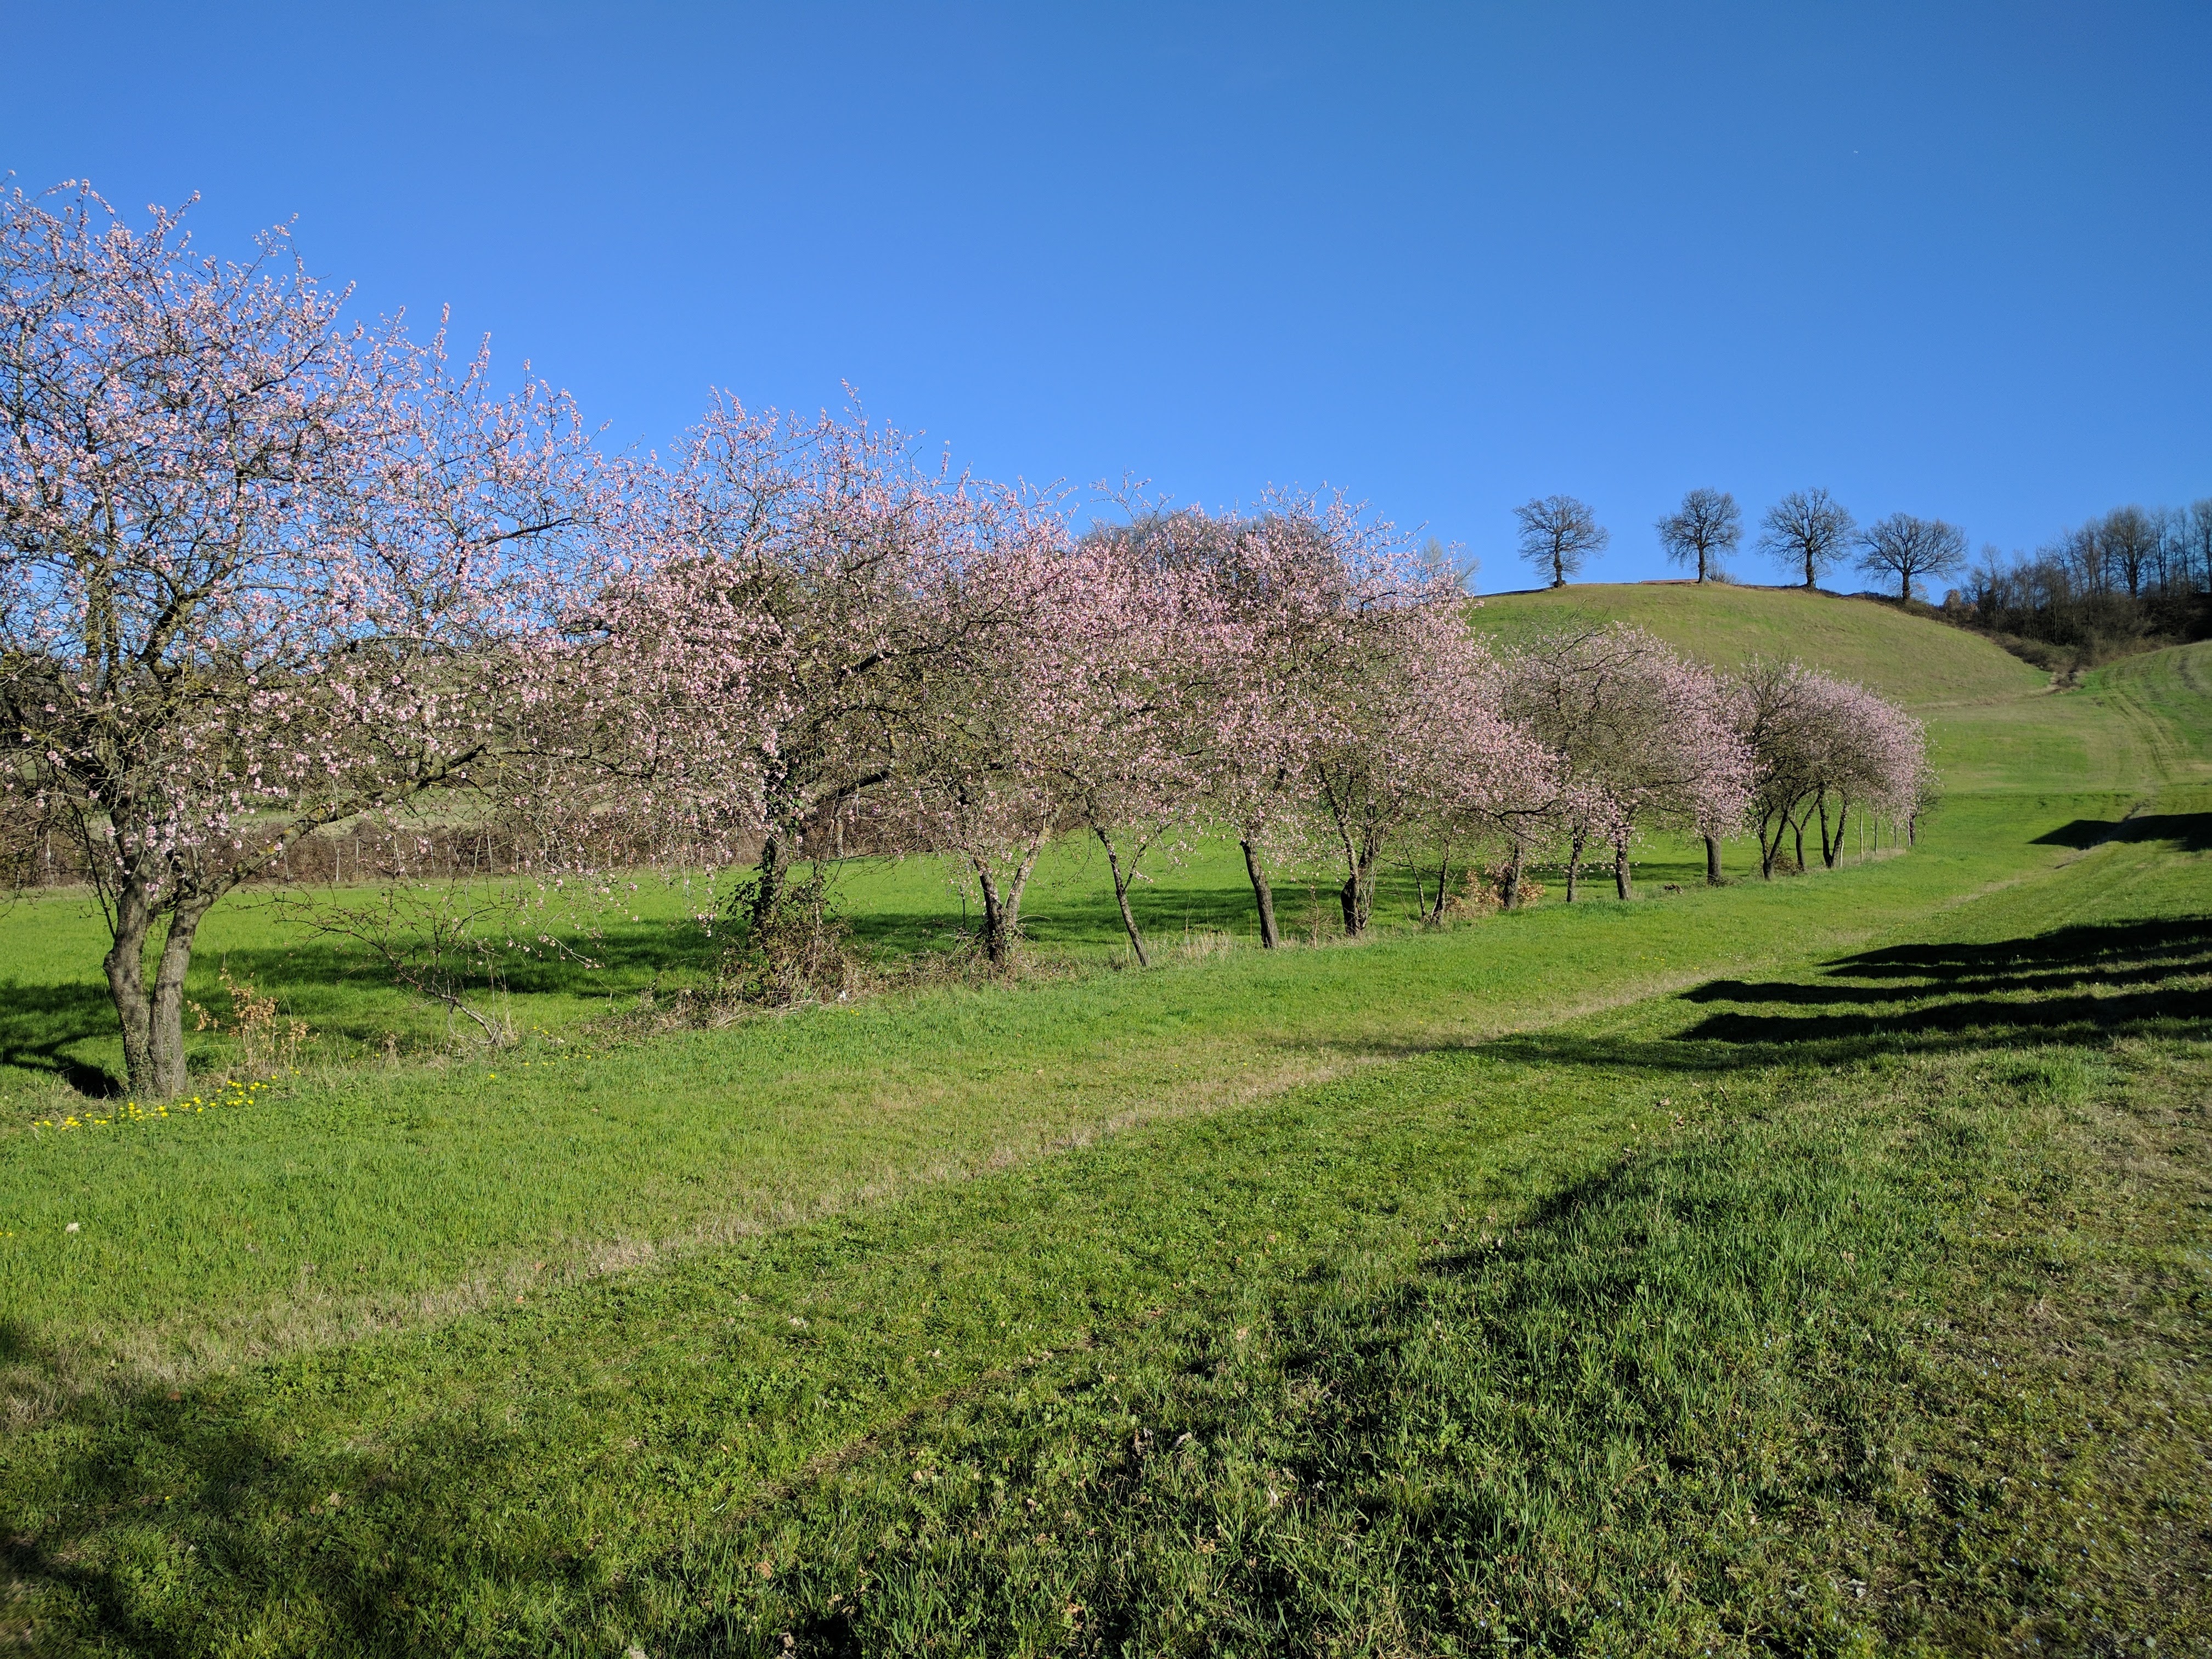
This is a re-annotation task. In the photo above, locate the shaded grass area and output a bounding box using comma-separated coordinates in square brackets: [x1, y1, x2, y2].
[3, 814, 2206, 1655]
[713, 1040, 2210, 1658]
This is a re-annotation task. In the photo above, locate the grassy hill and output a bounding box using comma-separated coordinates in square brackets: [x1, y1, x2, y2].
[2, 586, 2207, 1654]
[2086, 637, 2212, 780]
[1477, 581, 2210, 795]
[1471, 581, 2045, 708]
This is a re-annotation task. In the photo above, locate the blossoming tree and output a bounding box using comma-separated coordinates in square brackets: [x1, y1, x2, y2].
[0, 185, 597, 1097]
[1730, 658, 1926, 877]
[1500, 623, 1749, 897]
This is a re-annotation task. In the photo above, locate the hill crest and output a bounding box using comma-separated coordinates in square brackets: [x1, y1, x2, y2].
[1470, 582, 2045, 710]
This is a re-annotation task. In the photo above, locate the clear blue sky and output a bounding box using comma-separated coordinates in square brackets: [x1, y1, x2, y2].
[5, 2, 2207, 590]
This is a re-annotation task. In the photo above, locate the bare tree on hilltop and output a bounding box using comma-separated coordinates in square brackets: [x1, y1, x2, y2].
[1759, 488, 1856, 589]
[1656, 488, 1740, 583]
[1859, 513, 1966, 605]
[1515, 495, 1608, 588]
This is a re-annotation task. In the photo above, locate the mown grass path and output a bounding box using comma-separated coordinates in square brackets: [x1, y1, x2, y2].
[0, 787, 2146, 1374]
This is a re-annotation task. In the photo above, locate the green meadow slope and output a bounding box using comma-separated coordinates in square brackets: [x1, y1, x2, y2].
[1479, 581, 2210, 793]
[1, 588, 2206, 1655]
[1472, 581, 2041, 703]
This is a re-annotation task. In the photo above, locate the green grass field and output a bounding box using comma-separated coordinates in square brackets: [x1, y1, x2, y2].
[2, 590, 2207, 1655]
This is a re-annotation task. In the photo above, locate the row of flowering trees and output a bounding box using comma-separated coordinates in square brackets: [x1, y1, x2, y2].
[1, 186, 1929, 1097]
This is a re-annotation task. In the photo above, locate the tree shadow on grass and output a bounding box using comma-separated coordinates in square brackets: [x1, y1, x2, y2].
[0, 1319, 610, 1658]
[2032, 813, 2212, 853]
[1474, 915, 2212, 1077]
[0, 980, 122, 1096]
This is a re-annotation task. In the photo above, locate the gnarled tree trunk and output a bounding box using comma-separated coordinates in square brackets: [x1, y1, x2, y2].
[1612, 838, 1633, 901]
[101, 877, 214, 1099]
[1240, 839, 1280, 949]
[1704, 834, 1723, 885]
[1337, 850, 1380, 936]
[1818, 795, 1848, 869]
[973, 839, 1043, 968]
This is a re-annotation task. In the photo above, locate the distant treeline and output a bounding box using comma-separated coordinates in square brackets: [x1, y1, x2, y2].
[1942, 501, 2212, 672]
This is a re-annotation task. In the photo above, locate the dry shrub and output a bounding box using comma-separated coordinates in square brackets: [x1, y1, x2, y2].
[720, 870, 862, 1008]
[1450, 862, 1545, 915]
[189, 968, 311, 1075]
[1172, 927, 1238, 961]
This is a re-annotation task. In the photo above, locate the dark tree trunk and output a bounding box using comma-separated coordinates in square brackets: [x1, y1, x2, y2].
[1565, 828, 1586, 902]
[1500, 840, 1525, 910]
[103, 880, 157, 1097]
[1096, 827, 1148, 967]
[1704, 834, 1723, 885]
[1330, 820, 1378, 937]
[1818, 798, 1847, 870]
[103, 879, 212, 1099]
[1613, 839, 1633, 901]
[1792, 812, 1807, 873]
[1240, 839, 1280, 949]
[973, 851, 1037, 969]
[749, 830, 793, 935]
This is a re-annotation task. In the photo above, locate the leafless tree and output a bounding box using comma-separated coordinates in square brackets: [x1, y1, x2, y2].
[1758, 488, 1855, 589]
[1515, 495, 1609, 588]
[1858, 512, 1966, 604]
[2100, 505, 2158, 599]
[1656, 488, 1740, 583]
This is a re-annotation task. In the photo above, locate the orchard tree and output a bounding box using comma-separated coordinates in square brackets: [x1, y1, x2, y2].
[0, 184, 597, 1098]
[1858, 512, 1965, 604]
[1514, 495, 1608, 588]
[1045, 514, 1238, 966]
[1729, 658, 1925, 877]
[1500, 623, 1748, 899]
[603, 397, 995, 938]
[1190, 493, 1442, 945]
[1307, 594, 1549, 936]
[1656, 488, 1740, 584]
[1758, 488, 1855, 589]
[894, 492, 1099, 968]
